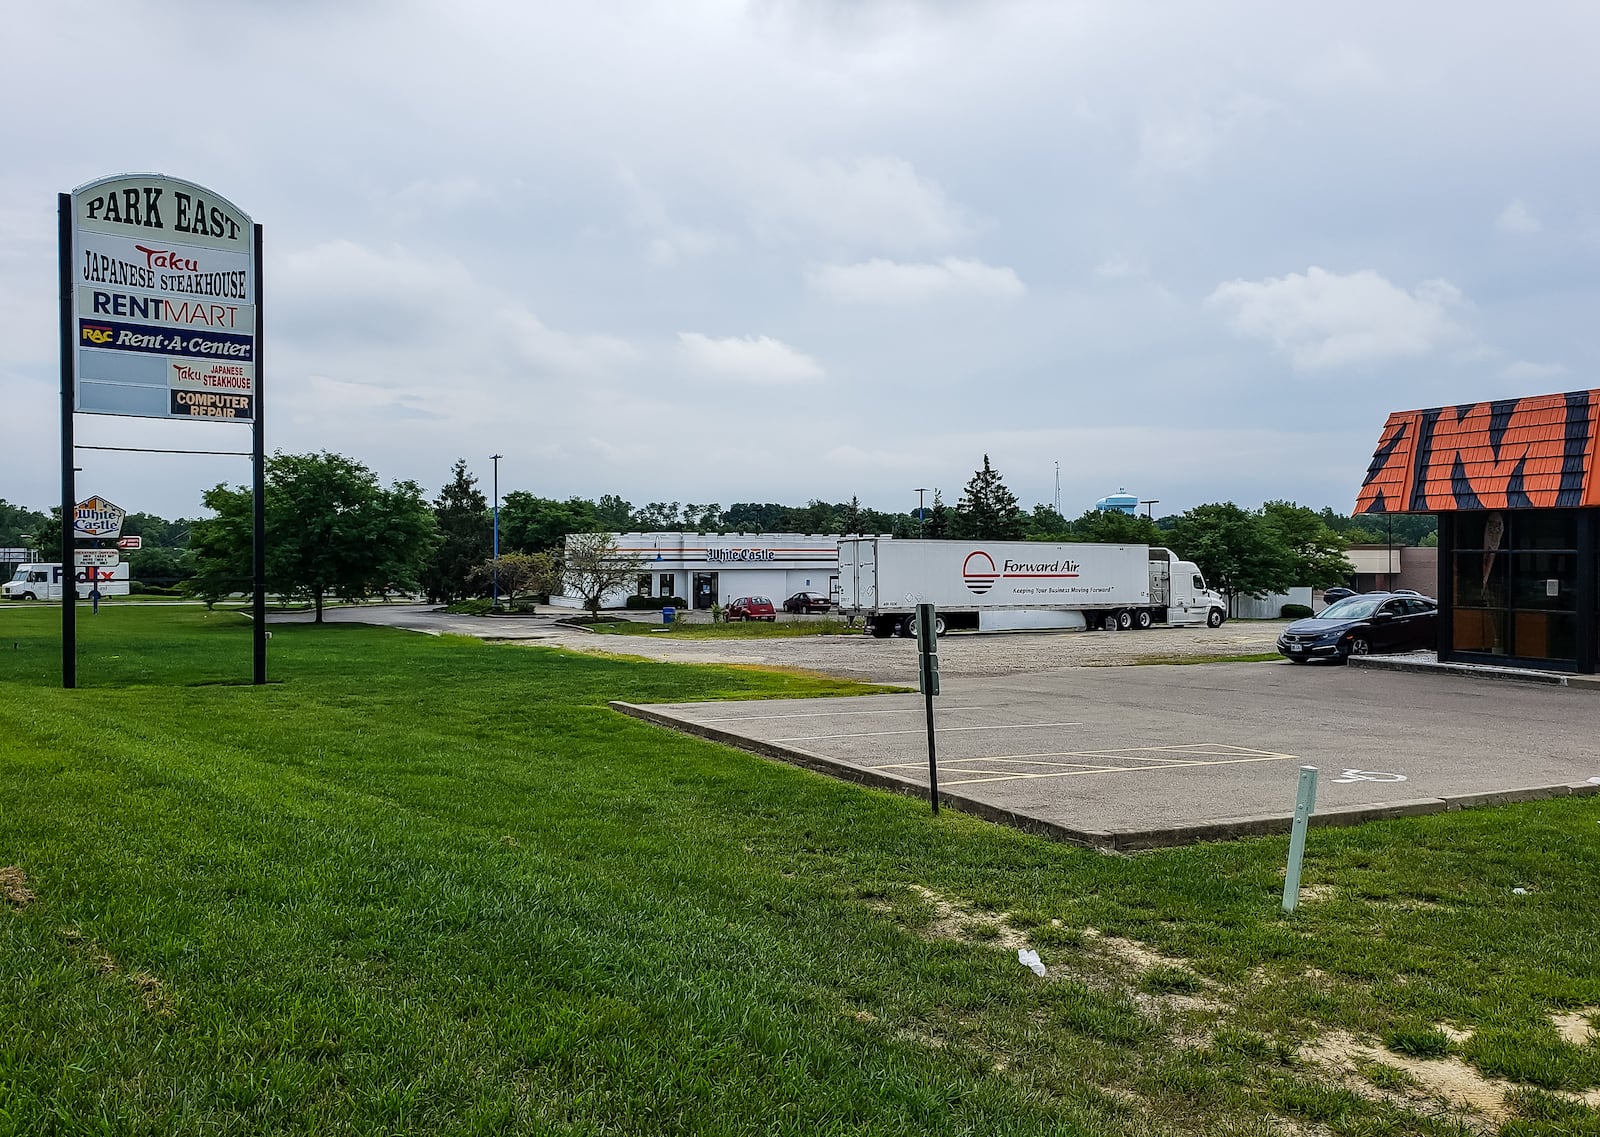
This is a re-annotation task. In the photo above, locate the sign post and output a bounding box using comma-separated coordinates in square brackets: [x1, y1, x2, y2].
[59, 174, 265, 687]
[916, 602, 941, 815]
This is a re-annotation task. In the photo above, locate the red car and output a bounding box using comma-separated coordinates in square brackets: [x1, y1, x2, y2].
[725, 596, 777, 621]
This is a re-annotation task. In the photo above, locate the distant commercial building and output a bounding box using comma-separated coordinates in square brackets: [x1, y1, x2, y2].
[1357, 387, 1599, 673]
[549, 532, 855, 611]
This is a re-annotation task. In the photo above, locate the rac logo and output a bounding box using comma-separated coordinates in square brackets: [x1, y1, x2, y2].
[81, 324, 114, 345]
[962, 550, 998, 595]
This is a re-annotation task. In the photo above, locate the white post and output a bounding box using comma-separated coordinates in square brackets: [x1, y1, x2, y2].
[1282, 765, 1319, 913]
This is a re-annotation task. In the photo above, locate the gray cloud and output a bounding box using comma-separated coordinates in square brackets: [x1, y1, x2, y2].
[2, 2, 1597, 520]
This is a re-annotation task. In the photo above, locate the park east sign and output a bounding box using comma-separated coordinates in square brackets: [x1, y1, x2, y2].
[72, 174, 256, 422]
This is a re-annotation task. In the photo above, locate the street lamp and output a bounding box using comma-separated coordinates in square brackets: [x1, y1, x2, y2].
[490, 454, 503, 609]
[914, 488, 928, 538]
[1140, 499, 1160, 520]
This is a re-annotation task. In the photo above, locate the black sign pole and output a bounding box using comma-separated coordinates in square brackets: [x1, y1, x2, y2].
[57, 193, 76, 690]
[918, 602, 939, 815]
[251, 222, 267, 685]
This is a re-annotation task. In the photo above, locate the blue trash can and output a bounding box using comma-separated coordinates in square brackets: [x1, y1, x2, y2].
[662, 606, 676, 625]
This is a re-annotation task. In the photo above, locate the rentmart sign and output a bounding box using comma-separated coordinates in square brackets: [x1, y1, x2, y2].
[72, 174, 257, 421]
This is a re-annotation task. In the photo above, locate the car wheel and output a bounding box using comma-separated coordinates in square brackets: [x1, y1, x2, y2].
[1206, 608, 1225, 628]
[1134, 609, 1152, 630]
[1346, 635, 1371, 658]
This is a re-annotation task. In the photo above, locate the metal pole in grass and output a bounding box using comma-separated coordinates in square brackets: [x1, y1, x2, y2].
[490, 453, 502, 610]
[1282, 765, 1319, 912]
[916, 602, 940, 814]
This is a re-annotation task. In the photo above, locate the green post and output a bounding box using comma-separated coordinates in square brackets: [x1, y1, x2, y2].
[1282, 765, 1319, 913]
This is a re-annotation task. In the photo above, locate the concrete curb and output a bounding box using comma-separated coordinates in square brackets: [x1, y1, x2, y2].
[1351, 654, 1600, 689]
[610, 701, 1600, 852]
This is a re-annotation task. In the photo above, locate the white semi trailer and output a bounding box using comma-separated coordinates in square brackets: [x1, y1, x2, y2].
[1, 562, 130, 602]
[836, 538, 1227, 637]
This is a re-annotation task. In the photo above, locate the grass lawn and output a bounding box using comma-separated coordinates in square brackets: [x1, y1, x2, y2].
[2, 607, 1598, 1136]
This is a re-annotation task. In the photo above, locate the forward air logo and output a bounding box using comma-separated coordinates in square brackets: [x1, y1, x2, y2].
[963, 551, 999, 595]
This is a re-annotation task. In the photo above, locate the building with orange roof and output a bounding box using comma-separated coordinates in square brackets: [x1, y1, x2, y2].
[1356, 388, 1598, 672]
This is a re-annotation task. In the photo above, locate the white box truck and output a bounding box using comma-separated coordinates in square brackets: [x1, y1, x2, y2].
[1, 562, 131, 602]
[836, 538, 1227, 637]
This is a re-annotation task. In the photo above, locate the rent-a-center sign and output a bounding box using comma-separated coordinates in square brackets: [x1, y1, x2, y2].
[72, 175, 255, 421]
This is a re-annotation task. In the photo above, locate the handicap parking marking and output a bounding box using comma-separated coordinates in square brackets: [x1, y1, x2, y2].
[869, 743, 1297, 787]
[769, 721, 1085, 743]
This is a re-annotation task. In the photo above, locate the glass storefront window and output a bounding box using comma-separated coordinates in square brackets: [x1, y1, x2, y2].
[1448, 508, 1586, 666]
[1508, 553, 1576, 610]
[1453, 607, 1504, 653]
[1452, 551, 1506, 609]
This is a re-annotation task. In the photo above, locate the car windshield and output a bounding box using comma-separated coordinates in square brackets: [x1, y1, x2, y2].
[1318, 596, 1384, 620]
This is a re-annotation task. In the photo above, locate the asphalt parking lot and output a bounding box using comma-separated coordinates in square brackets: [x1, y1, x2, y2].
[617, 661, 1600, 849]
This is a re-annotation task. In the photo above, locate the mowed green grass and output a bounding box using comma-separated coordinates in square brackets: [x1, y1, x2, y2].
[2, 607, 1599, 1136]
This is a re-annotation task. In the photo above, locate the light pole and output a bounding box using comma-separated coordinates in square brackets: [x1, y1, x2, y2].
[490, 454, 503, 609]
[1140, 499, 1160, 520]
[914, 488, 928, 538]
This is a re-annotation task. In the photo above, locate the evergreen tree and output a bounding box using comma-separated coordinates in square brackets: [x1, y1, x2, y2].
[421, 459, 492, 603]
[925, 490, 950, 539]
[841, 495, 865, 535]
[952, 455, 1024, 539]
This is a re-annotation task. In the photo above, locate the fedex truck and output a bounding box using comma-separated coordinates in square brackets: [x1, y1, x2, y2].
[836, 538, 1227, 637]
[1, 562, 130, 602]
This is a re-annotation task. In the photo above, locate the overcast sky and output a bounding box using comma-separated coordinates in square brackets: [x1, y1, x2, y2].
[3, 1, 1595, 523]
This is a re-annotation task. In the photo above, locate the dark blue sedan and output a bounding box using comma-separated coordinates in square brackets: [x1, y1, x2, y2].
[1277, 593, 1438, 663]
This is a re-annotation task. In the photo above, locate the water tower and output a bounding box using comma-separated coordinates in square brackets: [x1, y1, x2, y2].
[1094, 489, 1140, 516]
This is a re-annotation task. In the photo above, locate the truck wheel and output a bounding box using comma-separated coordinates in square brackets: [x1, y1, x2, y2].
[1101, 611, 1120, 631]
[1115, 609, 1133, 631]
[1135, 609, 1152, 630]
[870, 621, 894, 639]
[1206, 608, 1225, 628]
[21, 592, 35, 601]
[899, 615, 917, 638]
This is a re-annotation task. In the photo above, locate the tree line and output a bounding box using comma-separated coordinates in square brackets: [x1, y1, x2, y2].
[4, 450, 1437, 612]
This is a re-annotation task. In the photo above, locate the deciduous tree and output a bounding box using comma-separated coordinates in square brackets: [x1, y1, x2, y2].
[1261, 501, 1354, 589]
[475, 551, 557, 603]
[188, 452, 439, 622]
[562, 532, 646, 617]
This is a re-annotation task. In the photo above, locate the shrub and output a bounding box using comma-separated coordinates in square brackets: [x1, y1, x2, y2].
[1280, 603, 1313, 619]
[446, 599, 494, 615]
[625, 595, 687, 610]
[129, 581, 146, 595]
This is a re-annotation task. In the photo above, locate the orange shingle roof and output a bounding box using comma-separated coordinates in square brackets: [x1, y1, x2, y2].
[1355, 389, 1600, 514]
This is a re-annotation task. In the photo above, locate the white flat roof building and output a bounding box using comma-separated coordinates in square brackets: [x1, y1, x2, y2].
[551, 532, 879, 611]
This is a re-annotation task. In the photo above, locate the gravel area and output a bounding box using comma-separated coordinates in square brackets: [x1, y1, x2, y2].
[278, 604, 1287, 685]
